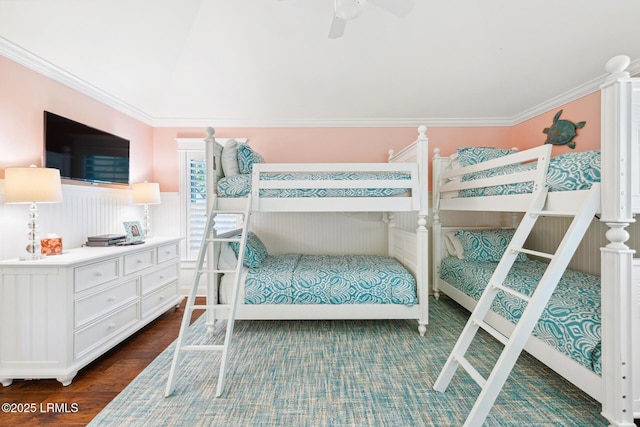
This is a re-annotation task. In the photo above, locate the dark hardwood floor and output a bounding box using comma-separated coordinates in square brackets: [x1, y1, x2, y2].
[0, 297, 202, 426]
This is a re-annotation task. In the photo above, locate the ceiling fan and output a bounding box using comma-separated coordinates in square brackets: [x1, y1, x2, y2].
[328, 0, 415, 39]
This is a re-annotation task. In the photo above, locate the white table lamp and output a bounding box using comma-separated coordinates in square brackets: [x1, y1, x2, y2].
[132, 182, 161, 237]
[4, 166, 63, 260]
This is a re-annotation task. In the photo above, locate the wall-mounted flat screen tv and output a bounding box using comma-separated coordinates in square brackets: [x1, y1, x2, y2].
[44, 111, 130, 185]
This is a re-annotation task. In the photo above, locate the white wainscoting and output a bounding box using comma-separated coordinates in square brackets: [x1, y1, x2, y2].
[250, 211, 388, 255]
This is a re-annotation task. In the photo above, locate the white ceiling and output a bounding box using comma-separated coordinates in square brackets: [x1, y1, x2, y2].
[1, 0, 639, 127]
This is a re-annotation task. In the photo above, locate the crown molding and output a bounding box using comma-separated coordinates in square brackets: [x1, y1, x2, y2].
[151, 116, 513, 128]
[510, 57, 640, 125]
[3, 36, 639, 129]
[0, 36, 155, 126]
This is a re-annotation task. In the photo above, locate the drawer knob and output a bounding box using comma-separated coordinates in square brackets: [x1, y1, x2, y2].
[165, 251, 172, 255]
[108, 322, 116, 329]
[136, 259, 143, 264]
[95, 271, 103, 277]
[159, 294, 165, 300]
[159, 275, 165, 279]
[108, 296, 116, 302]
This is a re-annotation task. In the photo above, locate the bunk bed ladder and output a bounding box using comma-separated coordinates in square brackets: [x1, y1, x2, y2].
[165, 195, 252, 398]
[433, 184, 601, 427]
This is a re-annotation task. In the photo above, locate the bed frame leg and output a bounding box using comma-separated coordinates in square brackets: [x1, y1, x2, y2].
[418, 323, 427, 336]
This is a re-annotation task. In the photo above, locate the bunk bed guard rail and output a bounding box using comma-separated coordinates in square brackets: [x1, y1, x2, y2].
[250, 162, 420, 212]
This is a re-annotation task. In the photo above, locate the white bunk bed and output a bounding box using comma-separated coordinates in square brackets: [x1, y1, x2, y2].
[202, 126, 430, 335]
[431, 55, 639, 426]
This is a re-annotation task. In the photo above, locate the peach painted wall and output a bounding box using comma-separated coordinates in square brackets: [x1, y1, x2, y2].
[153, 126, 514, 192]
[511, 91, 601, 156]
[0, 55, 154, 185]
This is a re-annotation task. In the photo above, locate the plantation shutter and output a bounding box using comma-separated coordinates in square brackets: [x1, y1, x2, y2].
[185, 154, 242, 258]
[187, 157, 207, 257]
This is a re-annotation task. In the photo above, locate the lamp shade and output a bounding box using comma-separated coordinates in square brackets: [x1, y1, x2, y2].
[132, 182, 161, 204]
[4, 166, 63, 204]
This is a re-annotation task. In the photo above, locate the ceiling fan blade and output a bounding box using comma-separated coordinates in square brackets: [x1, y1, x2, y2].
[369, 0, 414, 17]
[328, 15, 347, 38]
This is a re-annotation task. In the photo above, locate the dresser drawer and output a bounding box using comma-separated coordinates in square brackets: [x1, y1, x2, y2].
[74, 258, 119, 292]
[141, 281, 179, 318]
[123, 249, 154, 275]
[141, 263, 179, 294]
[157, 242, 179, 264]
[75, 278, 139, 328]
[74, 303, 138, 360]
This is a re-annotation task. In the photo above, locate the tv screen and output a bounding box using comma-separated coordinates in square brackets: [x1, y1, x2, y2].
[44, 111, 130, 185]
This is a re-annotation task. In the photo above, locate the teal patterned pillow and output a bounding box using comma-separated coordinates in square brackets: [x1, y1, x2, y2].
[217, 174, 251, 197]
[455, 229, 527, 262]
[237, 144, 265, 174]
[546, 150, 600, 191]
[457, 147, 517, 167]
[230, 231, 268, 267]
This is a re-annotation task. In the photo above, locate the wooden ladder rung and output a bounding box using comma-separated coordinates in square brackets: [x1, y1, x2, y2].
[529, 210, 578, 217]
[474, 320, 508, 345]
[491, 283, 531, 303]
[515, 247, 553, 259]
[455, 355, 487, 389]
[204, 237, 242, 243]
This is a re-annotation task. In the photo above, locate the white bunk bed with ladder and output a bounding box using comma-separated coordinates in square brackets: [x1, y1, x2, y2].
[166, 126, 430, 397]
[431, 55, 640, 427]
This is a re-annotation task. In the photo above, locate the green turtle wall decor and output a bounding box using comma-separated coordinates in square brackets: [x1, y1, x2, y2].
[543, 110, 585, 149]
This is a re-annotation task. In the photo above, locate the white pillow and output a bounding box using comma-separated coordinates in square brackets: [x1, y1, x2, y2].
[221, 139, 240, 177]
[445, 231, 465, 259]
[218, 242, 238, 270]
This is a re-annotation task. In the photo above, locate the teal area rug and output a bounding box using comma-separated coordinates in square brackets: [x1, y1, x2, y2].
[89, 297, 604, 426]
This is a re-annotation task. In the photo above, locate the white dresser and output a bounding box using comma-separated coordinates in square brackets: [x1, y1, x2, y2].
[0, 237, 183, 386]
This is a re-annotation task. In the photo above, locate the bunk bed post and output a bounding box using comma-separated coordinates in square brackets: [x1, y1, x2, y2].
[416, 126, 429, 333]
[599, 55, 636, 427]
[204, 127, 223, 331]
[432, 148, 442, 299]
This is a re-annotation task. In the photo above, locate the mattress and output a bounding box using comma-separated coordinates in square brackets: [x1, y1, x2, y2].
[439, 256, 601, 374]
[458, 150, 600, 197]
[217, 171, 411, 198]
[220, 254, 417, 306]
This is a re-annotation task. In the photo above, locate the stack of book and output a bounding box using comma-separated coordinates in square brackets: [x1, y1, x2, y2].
[85, 234, 127, 247]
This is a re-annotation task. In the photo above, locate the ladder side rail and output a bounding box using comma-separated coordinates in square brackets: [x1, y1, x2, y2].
[216, 195, 252, 397]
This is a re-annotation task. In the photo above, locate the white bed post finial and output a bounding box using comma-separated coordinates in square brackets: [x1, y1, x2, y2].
[605, 55, 631, 81]
[418, 125, 427, 139]
[388, 149, 394, 162]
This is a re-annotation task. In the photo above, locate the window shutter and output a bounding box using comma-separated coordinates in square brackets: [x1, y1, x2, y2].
[187, 158, 207, 255]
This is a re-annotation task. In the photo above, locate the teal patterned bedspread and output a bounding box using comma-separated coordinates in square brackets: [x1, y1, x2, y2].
[459, 150, 600, 197]
[244, 254, 417, 306]
[218, 172, 411, 198]
[440, 257, 601, 374]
